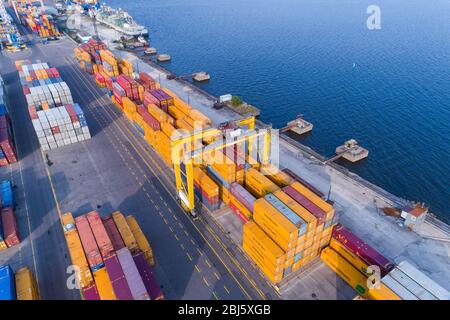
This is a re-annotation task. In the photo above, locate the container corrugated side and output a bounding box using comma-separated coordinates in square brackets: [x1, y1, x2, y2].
[133, 252, 164, 300]
[116, 247, 149, 300]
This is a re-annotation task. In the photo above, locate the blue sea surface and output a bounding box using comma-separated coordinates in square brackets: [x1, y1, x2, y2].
[107, 0, 450, 223]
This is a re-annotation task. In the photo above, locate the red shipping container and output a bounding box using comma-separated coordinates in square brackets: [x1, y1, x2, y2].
[282, 168, 324, 198]
[117, 75, 132, 90]
[1, 207, 20, 247]
[332, 224, 395, 276]
[23, 86, 30, 95]
[283, 185, 325, 224]
[0, 117, 17, 164]
[228, 201, 250, 223]
[112, 82, 126, 97]
[75, 215, 104, 270]
[141, 111, 160, 131]
[51, 126, 61, 134]
[102, 215, 125, 251]
[65, 105, 79, 123]
[28, 106, 38, 120]
[86, 211, 114, 259]
[82, 284, 100, 300]
[136, 105, 146, 116]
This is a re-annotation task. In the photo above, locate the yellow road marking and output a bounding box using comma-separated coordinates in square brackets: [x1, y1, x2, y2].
[186, 252, 193, 261]
[203, 276, 210, 287]
[224, 285, 230, 294]
[212, 291, 219, 300]
[214, 272, 220, 281]
[195, 265, 201, 273]
[205, 259, 212, 268]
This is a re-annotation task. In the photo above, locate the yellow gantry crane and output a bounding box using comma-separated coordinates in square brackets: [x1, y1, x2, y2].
[171, 116, 272, 215]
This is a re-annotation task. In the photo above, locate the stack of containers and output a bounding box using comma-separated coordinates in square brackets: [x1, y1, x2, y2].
[0, 105, 17, 166]
[16, 61, 91, 149]
[244, 168, 280, 198]
[320, 247, 400, 300]
[126, 215, 155, 267]
[15, 1, 59, 38]
[60, 212, 98, 300]
[87, 211, 133, 300]
[62, 210, 162, 300]
[0, 265, 16, 300]
[14, 267, 39, 300]
[0, 2, 22, 48]
[99, 50, 119, 78]
[380, 261, 449, 300]
[320, 224, 402, 300]
[0, 76, 18, 166]
[1, 180, 19, 248]
[193, 167, 220, 211]
[74, 39, 108, 75]
[229, 182, 255, 222]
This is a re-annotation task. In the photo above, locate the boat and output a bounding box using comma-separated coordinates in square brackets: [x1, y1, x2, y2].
[92, 4, 148, 37]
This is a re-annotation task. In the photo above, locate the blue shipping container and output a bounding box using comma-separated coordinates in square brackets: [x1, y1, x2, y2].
[265, 193, 307, 236]
[0, 266, 16, 300]
[0, 180, 14, 209]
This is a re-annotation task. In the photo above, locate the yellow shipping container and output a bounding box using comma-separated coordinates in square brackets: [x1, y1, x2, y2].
[273, 190, 318, 233]
[61, 212, 94, 289]
[243, 222, 286, 265]
[230, 193, 252, 219]
[188, 109, 211, 126]
[0, 240, 7, 251]
[253, 198, 298, 250]
[175, 118, 194, 132]
[161, 121, 177, 138]
[260, 164, 294, 187]
[126, 215, 155, 267]
[168, 105, 186, 120]
[244, 168, 279, 198]
[15, 267, 39, 300]
[291, 181, 335, 220]
[93, 268, 116, 300]
[112, 211, 139, 253]
[329, 238, 371, 276]
[193, 167, 219, 198]
[242, 241, 283, 283]
[321, 247, 369, 298]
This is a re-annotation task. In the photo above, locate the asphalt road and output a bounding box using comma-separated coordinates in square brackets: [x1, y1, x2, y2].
[0, 14, 280, 299]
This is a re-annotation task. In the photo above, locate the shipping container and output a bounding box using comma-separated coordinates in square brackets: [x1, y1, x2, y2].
[290, 182, 335, 221]
[253, 198, 298, 251]
[273, 190, 318, 233]
[116, 247, 150, 300]
[332, 224, 394, 276]
[260, 164, 293, 187]
[264, 193, 307, 237]
[75, 215, 104, 271]
[82, 283, 100, 300]
[133, 252, 164, 300]
[104, 254, 134, 300]
[1, 207, 19, 247]
[93, 267, 117, 300]
[112, 211, 139, 253]
[0, 265, 15, 300]
[243, 221, 286, 265]
[14, 267, 39, 300]
[0, 180, 14, 208]
[282, 168, 325, 198]
[102, 215, 126, 251]
[381, 261, 449, 300]
[244, 168, 279, 198]
[86, 211, 114, 259]
[321, 247, 369, 297]
[126, 215, 155, 267]
[229, 182, 256, 213]
[283, 185, 326, 224]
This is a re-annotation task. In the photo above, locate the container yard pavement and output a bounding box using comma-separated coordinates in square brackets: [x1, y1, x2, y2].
[0, 29, 279, 299]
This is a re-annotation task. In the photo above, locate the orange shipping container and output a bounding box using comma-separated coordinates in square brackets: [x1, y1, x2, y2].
[112, 211, 139, 253]
[126, 215, 155, 267]
[245, 168, 279, 198]
[93, 268, 116, 300]
[243, 222, 286, 265]
[273, 190, 317, 232]
[253, 198, 298, 251]
[290, 181, 335, 220]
